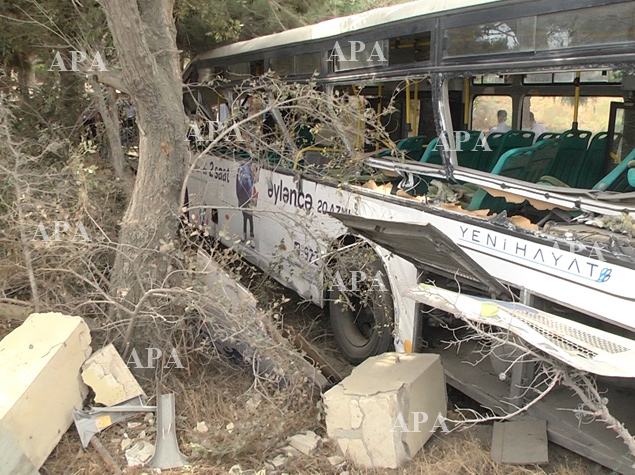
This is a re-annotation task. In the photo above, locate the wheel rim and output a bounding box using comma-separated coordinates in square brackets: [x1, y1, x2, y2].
[338, 291, 378, 348]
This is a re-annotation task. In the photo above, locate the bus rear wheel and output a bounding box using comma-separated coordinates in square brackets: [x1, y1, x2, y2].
[328, 254, 393, 365]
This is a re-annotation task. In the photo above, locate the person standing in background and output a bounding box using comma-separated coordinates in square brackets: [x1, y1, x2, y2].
[528, 112, 547, 142]
[489, 109, 511, 134]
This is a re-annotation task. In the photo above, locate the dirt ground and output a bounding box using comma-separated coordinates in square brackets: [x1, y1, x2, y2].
[0, 280, 611, 474]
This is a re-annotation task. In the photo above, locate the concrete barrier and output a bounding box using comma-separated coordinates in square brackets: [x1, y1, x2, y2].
[323, 352, 446, 468]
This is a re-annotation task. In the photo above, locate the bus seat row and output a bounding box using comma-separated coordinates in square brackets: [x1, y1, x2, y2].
[376, 135, 427, 160]
[541, 129, 593, 186]
[467, 140, 634, 214]
[419, 128, 610, 188]
[466, 138, 560, 212]
[472, 130, 536, 172]
[420, 130, 536, 172]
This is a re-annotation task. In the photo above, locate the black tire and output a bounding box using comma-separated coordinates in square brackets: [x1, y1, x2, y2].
[328, 253, 394, 364]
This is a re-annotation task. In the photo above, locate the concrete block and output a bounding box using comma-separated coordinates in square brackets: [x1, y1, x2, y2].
[81, 343, 145, 406]
[0, 313, 91, 469]
[323, 352, 446, 469]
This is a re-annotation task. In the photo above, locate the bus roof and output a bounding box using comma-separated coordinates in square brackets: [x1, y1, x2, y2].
[196, 0, 502, 62]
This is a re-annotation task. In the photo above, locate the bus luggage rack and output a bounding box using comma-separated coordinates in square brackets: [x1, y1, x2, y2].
[407, 284, 635, 378]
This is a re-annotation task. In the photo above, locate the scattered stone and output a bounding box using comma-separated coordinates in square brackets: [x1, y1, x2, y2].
[328, 455, 346, 466]
[246, 394, 262, 411]
[81, 343, 145, 407]
[125, 440, 155, 466]
[281, 445, 303, 457]
[127, 422, 142, 429]
[226, 422, 235, 433]
[196, 421, 209, 433]
[271, 454, 287, 468]
[287, 430, 321, 455]
[139, 430, 146, 439]
[120, 438, 132, 451]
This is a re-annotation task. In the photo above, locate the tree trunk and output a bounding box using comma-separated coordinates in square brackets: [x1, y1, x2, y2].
[90, 78, 134, 197]
[99, 0, 188, 341]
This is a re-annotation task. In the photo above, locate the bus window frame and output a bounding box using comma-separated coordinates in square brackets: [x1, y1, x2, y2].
[606, 101, 634, 165]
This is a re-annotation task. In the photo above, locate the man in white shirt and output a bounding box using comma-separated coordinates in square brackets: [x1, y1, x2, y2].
[488, 109, 511, 134]
[529, 112, 547, 142]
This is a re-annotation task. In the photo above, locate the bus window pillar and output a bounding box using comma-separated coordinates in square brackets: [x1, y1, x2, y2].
[511, 95, 523, 130]
[431, 74, 457, 175]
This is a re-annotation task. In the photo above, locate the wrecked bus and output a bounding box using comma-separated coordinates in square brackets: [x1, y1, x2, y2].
[183, 0, 635, 471]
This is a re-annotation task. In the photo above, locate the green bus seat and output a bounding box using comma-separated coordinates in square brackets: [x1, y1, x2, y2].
[471, 130, 534, 172]
[420, 137, 443, 165]
[377, 135, 428, 160]
[471, 132, 505, 171]
[398, 135, 427, 160]
[543, 129, 592, 185]
[492, 138, 559, 183]
[456, 130, 487, 168]
[524, 138, 561, 183]
[575, 132, 608, 189]
[593, 147, 635, 193]
[488, 130, 535, 171]
[467, 138, 559, 214]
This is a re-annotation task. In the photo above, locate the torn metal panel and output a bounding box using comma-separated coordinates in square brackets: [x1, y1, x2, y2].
[407, 284, 635, 378]
[330, 212, 507, 297]
[73, 396, 151, 448]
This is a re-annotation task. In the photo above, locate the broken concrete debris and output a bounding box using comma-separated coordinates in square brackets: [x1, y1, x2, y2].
[271, 453, 288, 468]
[81, 343, 145, 406]
[323, 352, 447, 469]
[0, 310, 192, 472]
[125, 439, 155, 466]
[287, 429, 321, 455]
[327, 454, 346, 466]
[0, 313, 91, 470]
[196, 420, 209, 433]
